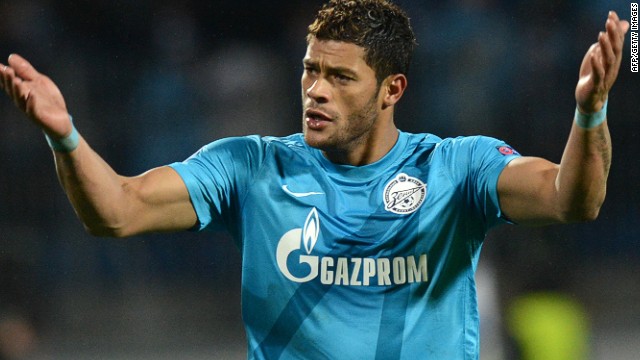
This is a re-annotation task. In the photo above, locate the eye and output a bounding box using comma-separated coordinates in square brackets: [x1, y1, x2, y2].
[304, 66, 319, 76]
[335, 74, 353, 83]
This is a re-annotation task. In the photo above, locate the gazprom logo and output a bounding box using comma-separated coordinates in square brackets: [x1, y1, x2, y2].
[276, 208, 429, 286]
[303, 208, 320, 254]
[276, 208, 320, 283]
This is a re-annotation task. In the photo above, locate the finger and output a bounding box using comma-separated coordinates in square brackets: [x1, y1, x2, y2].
[7, 54, 39, 82]
[579, 43, 598, 78]
[606, 10, 629, 34]
[6, 68, 32, 111]
[609, 10, 631, 31]
[1, 61, 33, 111]
[606, 17, 626, 56]
[605, 18, 620, 54]
[0, 63, 6, 91]
[599, 31, 616, 70]
[2, 65, 19, 99]
[590, 47, 605, 88]
[10, 77, 27, 109]
[0, 63, 13, 92]
[598, 32, 620, 88]
[620, 20, 630, 34]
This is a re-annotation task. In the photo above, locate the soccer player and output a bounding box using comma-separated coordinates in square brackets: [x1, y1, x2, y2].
[0, 0, 630, 359]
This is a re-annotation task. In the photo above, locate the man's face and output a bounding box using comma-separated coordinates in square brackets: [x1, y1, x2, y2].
[301, 38, 382, 155]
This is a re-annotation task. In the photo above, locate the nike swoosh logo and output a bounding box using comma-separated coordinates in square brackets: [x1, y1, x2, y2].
[282, 185, 324, 198]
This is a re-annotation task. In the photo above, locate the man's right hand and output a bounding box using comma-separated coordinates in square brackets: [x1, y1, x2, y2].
[1, 54, 197, 238]
[0, 54, 73, 140]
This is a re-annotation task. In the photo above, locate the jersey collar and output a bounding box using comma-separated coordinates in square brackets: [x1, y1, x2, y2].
[308, 130, 410, 184]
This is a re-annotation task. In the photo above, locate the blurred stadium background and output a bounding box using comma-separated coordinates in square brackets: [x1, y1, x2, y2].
[0, 0, 638, 359]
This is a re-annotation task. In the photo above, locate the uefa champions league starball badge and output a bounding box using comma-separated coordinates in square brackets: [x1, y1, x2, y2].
[383, 173, 427, 214]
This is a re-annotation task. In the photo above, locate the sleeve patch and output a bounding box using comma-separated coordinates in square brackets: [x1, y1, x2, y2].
[496, 146, 520, 156]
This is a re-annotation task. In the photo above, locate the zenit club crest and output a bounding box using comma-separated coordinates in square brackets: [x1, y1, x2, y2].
[383, 173, 427, 214]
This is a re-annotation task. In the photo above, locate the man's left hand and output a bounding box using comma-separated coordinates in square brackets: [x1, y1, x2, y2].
[575, 11, 630, 114]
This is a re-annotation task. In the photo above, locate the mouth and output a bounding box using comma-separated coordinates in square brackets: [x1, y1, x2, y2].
[305, 109, 333, 130]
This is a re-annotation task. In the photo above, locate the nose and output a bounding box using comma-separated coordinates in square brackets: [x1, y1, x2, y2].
[306, 78, 329, 104]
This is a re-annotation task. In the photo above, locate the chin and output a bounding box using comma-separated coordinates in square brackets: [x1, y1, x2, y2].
[303, 130, 332, 151]
[303, 132, 323, 149]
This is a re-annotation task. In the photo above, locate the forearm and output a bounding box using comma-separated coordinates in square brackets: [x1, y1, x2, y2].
[53, 137, 136, 236]
[52, 134, 197, 237]
[555, 10, 629, 221]
[555, 119, 611, 222]
[554, 11, 630, 222]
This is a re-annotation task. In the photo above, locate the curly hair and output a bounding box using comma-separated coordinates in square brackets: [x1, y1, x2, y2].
[307, 0, 417, 83]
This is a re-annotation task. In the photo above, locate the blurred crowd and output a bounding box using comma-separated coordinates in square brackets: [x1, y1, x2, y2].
[0, 0, 638, 358]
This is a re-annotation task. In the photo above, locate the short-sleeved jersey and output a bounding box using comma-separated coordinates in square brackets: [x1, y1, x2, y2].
[169, 131, 520, 360]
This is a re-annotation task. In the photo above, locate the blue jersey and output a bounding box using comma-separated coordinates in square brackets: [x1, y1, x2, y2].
[169, 131, 520, 359]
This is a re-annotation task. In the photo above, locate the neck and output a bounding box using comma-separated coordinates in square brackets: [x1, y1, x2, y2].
[323, 120, 399, 166]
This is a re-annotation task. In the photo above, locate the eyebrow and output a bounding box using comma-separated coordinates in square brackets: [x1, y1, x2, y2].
[303, 59, 358, 78]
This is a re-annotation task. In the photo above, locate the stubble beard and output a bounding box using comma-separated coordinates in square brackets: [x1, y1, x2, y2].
[302, 92, 379, 154]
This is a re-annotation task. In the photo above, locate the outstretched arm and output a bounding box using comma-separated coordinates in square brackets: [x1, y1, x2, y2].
[498, 11, 629, 225]
[0, 54, 197, 237]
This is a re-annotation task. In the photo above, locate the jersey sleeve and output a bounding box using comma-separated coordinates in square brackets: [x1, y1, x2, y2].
[168, 135, 265, 232]
[446, 136, 521, 229]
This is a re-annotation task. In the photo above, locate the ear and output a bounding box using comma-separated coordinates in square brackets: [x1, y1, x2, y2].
[382, 74, 408, 109]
